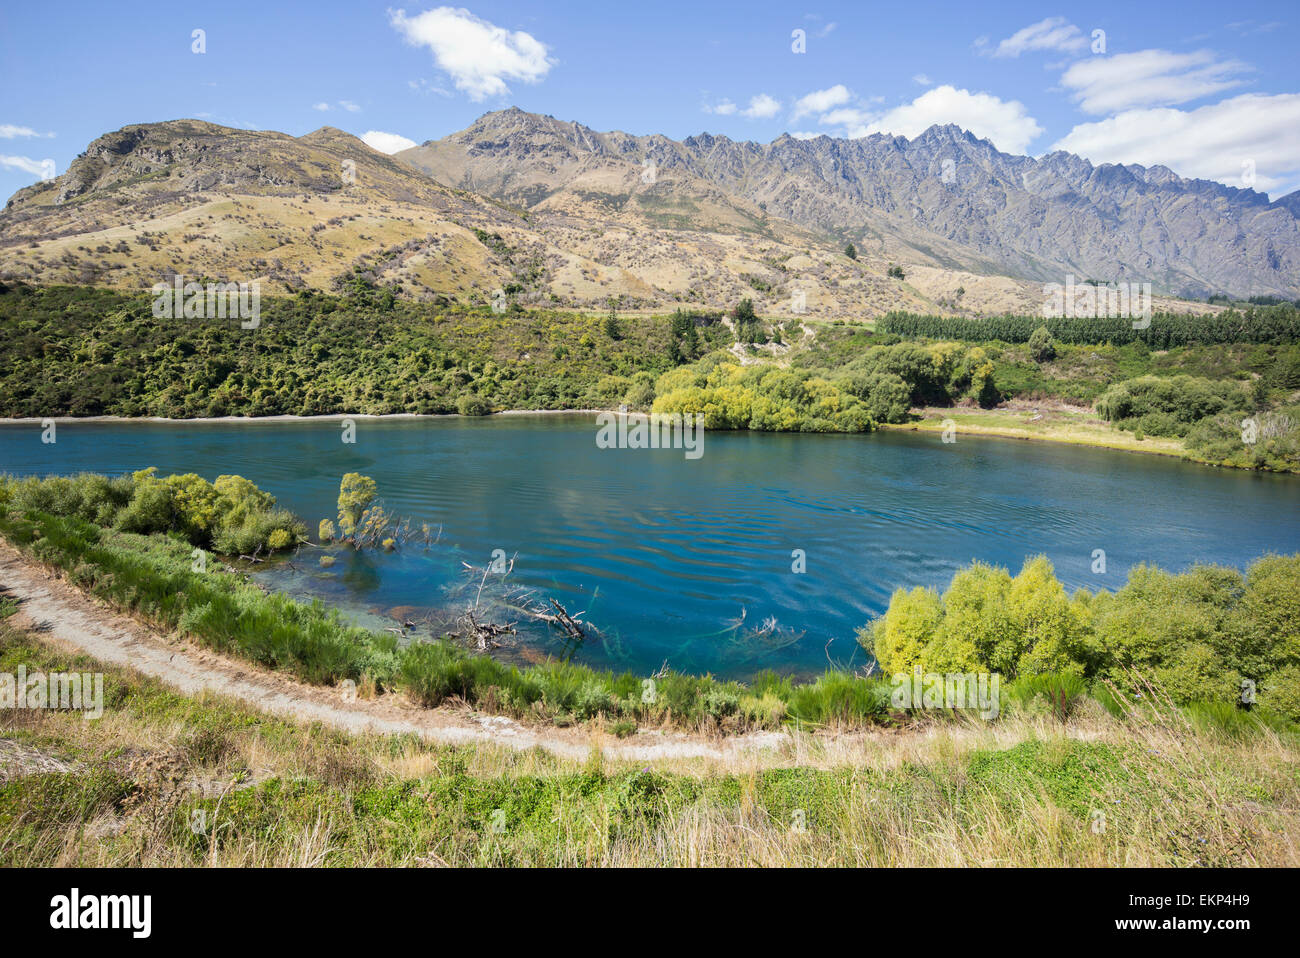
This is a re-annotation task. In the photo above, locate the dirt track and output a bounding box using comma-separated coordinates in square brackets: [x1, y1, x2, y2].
[0, 542, 798, 764]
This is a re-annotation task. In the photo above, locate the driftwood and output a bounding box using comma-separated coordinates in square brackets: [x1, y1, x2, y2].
[447, 556, 596, 655]
[533, 598, 586, 641]
[455, 609, 516, 652]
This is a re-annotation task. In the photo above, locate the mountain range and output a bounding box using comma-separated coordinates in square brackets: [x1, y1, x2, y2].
[2, 108, 1296, 318]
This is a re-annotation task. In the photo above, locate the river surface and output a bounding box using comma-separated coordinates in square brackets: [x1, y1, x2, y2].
[2, 415, 1298, 679]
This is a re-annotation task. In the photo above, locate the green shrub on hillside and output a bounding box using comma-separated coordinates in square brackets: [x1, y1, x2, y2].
[1028, 326, 1056, 363]
[0, 284, 700, 419]
[1096, 375, 1249, 436]
[831, 341, 999, 411]
[838, 371, 912, 422]
[1185, 407, 1300, 472]
[866, 557, 1088, 679]
[1259, 665, 1300, 722]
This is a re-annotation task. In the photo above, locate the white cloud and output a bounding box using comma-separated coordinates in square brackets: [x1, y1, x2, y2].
[1060, 49, 1248, 115]
[703, 99, 737, 115]
[389, 6, 554, 101]
[912, 74, 933, 86]
[0, 154, 55, 179]
[361, 130, 419, 154]
[862, 85, 1044, 154]
[408, 78, 452, 97]
[988, 17, 1087, 58]
[0, 124, 53, 139]
[311, 102, 331, 112]
[792, 84, 852, 120]
[339, 100, 361, 113]
[1052, 92, 1300, 198]
[802, 13, 836, 37]
[817, 107, 875, 136]
[741, 94, 781, 119]
[1227, 20, 1282, 37]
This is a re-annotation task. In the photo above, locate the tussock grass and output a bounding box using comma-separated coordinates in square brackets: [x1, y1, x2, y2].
[2, 622, 1297, 867]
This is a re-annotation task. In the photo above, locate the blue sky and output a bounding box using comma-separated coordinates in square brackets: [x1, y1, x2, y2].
[2, 0, 1297, 202]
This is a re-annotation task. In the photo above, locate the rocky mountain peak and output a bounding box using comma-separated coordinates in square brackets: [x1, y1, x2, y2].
[397, 108, 1299, 297]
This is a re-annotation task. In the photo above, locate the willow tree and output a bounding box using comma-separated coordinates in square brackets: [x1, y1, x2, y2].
[337, 473, 377, 540]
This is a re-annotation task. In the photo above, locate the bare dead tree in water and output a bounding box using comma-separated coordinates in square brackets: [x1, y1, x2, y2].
[438, 555, 523, 652]
[720, 606, 804, 658]
[438, 555, 604, 657]
[532, 598, 586, 642]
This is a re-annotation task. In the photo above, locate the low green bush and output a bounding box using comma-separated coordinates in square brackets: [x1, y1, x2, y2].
[0, 469, 301, 555]
[1095, 375, 1248, 434]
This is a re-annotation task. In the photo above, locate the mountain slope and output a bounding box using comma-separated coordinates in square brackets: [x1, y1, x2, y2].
[401, 109, 1300, 299]
[0, 118, 978, 317]
[0, 119, 538, 301]
[0, 114, 1246, 318]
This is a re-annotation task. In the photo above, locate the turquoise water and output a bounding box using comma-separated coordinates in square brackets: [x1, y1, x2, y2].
[2, 415, 1298, 679]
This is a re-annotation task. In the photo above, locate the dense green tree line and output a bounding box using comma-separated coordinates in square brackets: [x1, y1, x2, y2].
[5, 282, 1297, 469]
[0, 284, 689, 418]
[879, 305, 1300, 348]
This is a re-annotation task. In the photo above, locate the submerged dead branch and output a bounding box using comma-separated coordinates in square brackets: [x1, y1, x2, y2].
[539, 598, 586, 641]
[451, 610, 517, 652]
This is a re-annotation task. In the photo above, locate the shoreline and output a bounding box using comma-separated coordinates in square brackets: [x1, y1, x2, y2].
[876, 418, 1191, 461]
[0, 408, 611, 425]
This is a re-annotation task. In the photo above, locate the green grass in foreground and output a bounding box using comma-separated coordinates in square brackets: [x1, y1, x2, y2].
[2, 620, 1297, 866]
